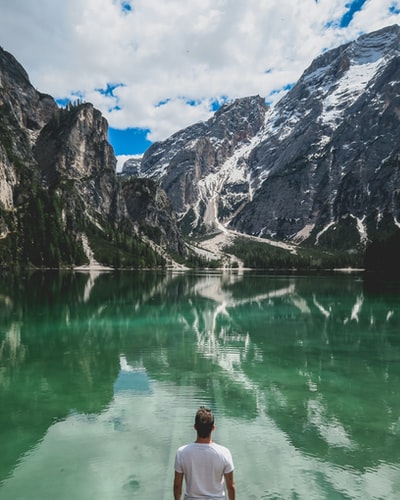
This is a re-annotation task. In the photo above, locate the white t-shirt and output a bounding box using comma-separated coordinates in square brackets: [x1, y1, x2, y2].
[174, 442, 234, 499]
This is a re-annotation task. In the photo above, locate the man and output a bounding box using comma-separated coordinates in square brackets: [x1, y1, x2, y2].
[173, 406, 236, 500]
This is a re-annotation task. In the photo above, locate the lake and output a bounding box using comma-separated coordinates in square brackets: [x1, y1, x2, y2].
[0, 270, 399, 499]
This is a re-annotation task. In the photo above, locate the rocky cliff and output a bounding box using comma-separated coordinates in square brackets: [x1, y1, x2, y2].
[233, 24, 400, 248]
[0, 47, 184, 268]
[141, 95, 268, 234]
[0, 48, 56, 212]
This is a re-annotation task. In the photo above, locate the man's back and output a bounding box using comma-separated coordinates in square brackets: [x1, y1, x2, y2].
[174, 442, 234, 498]
[173, 407, 236, 500]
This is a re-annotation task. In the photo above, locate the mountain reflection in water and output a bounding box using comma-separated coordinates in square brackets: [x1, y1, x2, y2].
[0, 270, 399, 499]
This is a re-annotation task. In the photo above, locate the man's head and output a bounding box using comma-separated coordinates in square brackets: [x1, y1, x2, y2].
[195, 406, 215, 438]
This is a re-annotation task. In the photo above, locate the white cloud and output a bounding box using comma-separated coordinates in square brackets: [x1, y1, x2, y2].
[1, 0, 400, 143]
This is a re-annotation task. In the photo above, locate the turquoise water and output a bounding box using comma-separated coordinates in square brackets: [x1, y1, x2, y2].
[0, 270, 399, 499]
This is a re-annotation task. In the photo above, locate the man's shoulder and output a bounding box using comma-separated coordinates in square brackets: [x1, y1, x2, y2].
[177, 442, 196, 453]
[210, 442, 231, 453]
[210, 442, 233, 460]
[210, 442, 234, 471]
[176, 442, 232, 456]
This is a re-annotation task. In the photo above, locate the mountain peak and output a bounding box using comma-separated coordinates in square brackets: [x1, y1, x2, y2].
[0, 46, 31, 86]
[138, 25, 400, 250]
[140, 94, 268, 230]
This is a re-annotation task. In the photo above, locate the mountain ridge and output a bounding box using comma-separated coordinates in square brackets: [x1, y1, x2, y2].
[2, 26, 400, 270]
[130, 24, 400, 267]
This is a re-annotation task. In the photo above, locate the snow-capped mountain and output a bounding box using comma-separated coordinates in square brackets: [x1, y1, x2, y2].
[140, 95, 268, 234]
[136, 24, 400, 250]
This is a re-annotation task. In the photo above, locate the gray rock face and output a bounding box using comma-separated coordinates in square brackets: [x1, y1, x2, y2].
[0, 47, 58, 211]
[0, 46, 185, 265]
[34, 108, 186, 254]
[232, 24, 400, 246]
[34, 103, 122, 224]
[140, 95, 268, 233]
[139, 25, 400, 249]
[121, 157, 142, 177]
[121, 177, 184, 254]
[0, 48, 56, 135]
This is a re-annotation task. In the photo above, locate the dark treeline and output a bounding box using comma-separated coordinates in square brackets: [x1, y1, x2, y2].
[0, 186, 165, 269]
[364, 230, 400, 274]
[224, 238, 363, 270]
[0, 187, 86, 268]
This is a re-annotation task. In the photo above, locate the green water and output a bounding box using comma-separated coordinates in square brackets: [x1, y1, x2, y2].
[0, 270, 399, 499]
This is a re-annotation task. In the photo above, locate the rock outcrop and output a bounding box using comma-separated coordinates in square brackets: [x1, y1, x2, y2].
[140, 95, 268, 234]
[0, 47, 184, 268]
[121, 177, 184, 255]
[34, 103, 123, 225]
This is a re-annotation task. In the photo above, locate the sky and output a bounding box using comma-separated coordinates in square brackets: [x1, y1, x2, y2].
[1, 0, 400, 170]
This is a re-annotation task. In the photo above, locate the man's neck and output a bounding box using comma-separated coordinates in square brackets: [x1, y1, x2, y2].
[195, 435, 212, 444]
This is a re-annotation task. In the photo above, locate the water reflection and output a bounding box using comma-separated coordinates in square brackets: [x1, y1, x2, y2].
[0, 270, 400, 498]
[113, 355, 151, 395]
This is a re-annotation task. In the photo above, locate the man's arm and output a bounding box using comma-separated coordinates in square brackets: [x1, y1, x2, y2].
[173, 471, 184, 500]
[224, 471, 236, 500]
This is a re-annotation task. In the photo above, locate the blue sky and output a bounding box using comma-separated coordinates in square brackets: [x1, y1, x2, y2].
[340, 0, 369, 27]
[108, 128, 152, 155]
[1, 0, 400, 169]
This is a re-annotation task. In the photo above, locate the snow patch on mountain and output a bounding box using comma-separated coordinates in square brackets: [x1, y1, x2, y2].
[319, 27, 400, 129]
[263, 104, 304, 142]
[193, 131, 266, 230]
[352, 215, 369, 245]
[320, 57, 386, 128]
